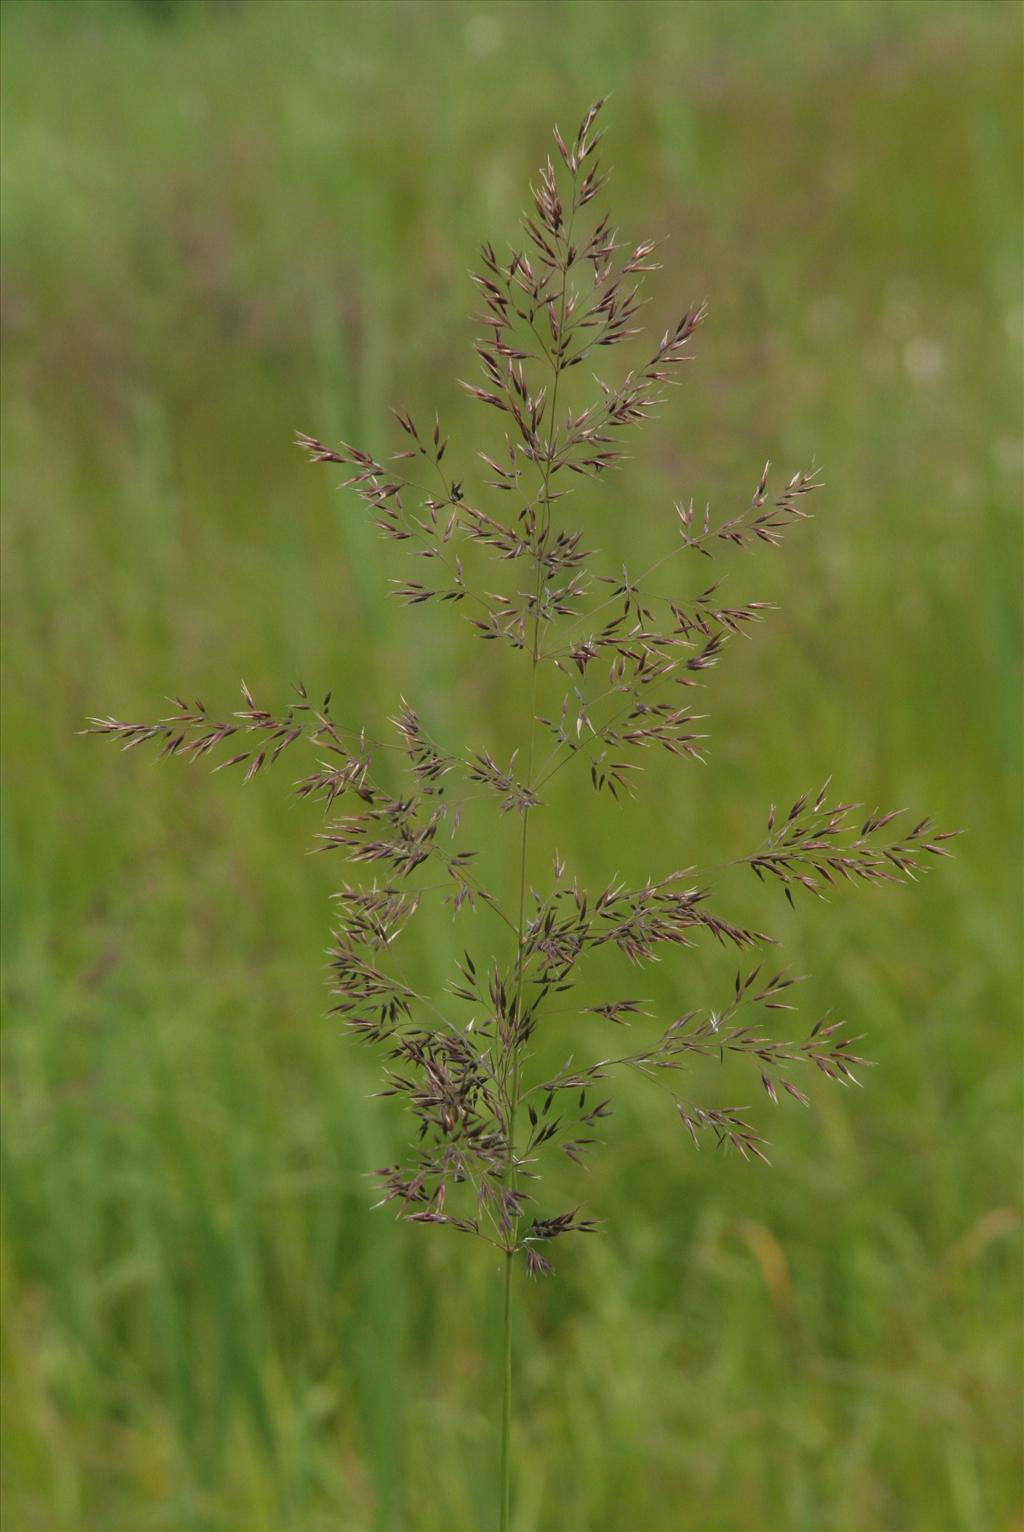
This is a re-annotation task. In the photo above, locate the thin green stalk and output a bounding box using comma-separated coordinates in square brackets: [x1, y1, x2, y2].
[498, 187, 578, 1532]
[500, 1251, 513, 1532]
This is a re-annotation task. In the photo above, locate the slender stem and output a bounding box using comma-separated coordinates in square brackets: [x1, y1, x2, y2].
[499, 1251, 514, 1532]
[496, 184, 578, 1532]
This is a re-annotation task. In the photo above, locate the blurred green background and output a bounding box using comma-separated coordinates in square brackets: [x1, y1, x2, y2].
[2, 2, 1021, 1529]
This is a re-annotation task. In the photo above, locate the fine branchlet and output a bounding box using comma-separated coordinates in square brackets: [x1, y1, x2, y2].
[86, 101, 958, 1281]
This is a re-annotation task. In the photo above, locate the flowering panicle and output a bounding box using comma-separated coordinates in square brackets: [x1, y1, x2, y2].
[86, 101, 955, 1275]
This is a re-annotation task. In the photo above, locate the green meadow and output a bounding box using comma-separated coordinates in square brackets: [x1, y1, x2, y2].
[2, 2, 1020, 1528]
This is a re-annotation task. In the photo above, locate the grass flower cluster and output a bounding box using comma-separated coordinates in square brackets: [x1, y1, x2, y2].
[87, 101, 956, 1529]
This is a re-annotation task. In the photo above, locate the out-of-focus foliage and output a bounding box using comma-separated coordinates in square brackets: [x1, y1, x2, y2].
[2, 2, 1020, 1529]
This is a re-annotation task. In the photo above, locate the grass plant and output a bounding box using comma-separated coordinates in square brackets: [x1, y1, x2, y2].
[86, 100, 956, 1530]
[3, 5, 1019, 1529]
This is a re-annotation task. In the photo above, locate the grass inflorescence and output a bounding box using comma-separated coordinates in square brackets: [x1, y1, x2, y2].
[84, 98, 961, 1529]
